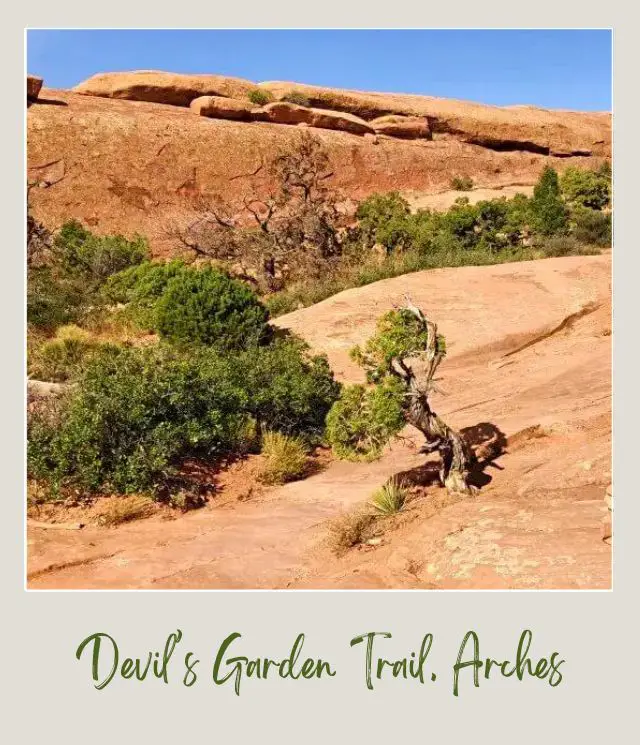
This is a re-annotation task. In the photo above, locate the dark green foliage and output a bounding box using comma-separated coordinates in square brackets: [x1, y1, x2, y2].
[326, 377, 406, 461]
[28, 335, 341, 495]
[571, 207, 612, 246]
[103, 260, 189, 330]
[155, 265, 271, 349]
[53, 220, 149, 287]
[560, 166, 611, 210]
[247, 89, 272, 106]
[282, 91, 312, 107]
[27, 221, 149, 331]
[237, 336, 341, 440]
[27, 267, 84, 330]
[450, 175, 474, 191]
[351, 309, 439, 382]
[530, 167, 568, 236]
[356, 192, 412, 251]
[28, 346, 251, 495]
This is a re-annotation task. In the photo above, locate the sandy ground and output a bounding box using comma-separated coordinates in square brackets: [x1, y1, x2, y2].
[403, 184, 535, 213]
[27, 253, 611, 589]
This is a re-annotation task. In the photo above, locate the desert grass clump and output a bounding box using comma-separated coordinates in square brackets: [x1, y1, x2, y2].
[247, 89, 273, 106]
[328, 510, 377, 555]
[95, 495, 154, 527]
[450, 175, 474, 191]
[28, 325, 120, 383]
[257, 431, 309, 485]
[370, 477, 408, 515]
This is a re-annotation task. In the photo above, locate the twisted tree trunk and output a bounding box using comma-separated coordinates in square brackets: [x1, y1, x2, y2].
[405, 377, 474, 493]
[395, 302, 475, 495]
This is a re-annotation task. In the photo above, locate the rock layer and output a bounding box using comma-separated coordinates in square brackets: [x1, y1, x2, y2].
[255, 101, 374, 135]
[190, 95, 254, 121]
[370, 114, 431, 139]
[27, 83, 610, 256]
[74, 70, 255, 106]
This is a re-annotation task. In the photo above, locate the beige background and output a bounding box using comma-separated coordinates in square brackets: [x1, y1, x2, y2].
[3, 7, 636, 743]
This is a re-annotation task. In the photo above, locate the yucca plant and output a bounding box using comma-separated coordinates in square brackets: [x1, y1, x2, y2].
[370, 477, 408, 515]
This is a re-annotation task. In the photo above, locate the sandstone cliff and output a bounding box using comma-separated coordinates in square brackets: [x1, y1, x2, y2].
[27, 72, 611, 256]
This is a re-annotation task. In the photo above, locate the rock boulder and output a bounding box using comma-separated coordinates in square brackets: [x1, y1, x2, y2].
[27, 75, 43, 101]
[255, 102, 374, 136]
[190, 95, 254, 121]
[371, 114, 431, 139]
[74, 70, 255, 107]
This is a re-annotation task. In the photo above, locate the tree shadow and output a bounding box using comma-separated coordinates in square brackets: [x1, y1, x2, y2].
[394, 421, 508, 492]
[461, 421, 508, 488]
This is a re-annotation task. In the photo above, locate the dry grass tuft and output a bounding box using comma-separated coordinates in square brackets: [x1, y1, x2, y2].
[94, 495, 155, 527]
[328, 510, 378, 556]
[257, 431, 309, 485]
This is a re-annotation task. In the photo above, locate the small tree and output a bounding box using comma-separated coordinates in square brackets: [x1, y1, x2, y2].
[327, 301, 475, 494]
[530, 166, 568, 236]
[168, 133, 342, 292]
[560, 166, 611, 211]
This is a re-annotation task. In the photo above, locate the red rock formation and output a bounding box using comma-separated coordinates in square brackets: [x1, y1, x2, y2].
[27, 76, 610, 256]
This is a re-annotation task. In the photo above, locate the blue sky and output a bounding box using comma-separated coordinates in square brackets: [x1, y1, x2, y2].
[27, 29, 612, 111]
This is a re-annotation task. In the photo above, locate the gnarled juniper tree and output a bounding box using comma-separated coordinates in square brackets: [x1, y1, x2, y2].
[326, 300, 475, 494]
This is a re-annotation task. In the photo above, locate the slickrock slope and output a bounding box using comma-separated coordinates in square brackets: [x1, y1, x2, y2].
[27, 73, 610, 255]
[28, 254, 611, 590]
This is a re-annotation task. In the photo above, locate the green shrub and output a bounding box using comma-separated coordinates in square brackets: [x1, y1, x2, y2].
[155, 265, 271, 349]
[560, 166, 611, 210]
[370, 477, 408, 515]
[54, 220, 149, 286]
[571, 207, 612, 246]
[28, 346, 251, 495]
[28, 222, 149, 331]
[237, 336, 341, 440]
[540, 235, 582, 257]
[282, 91, 311, 107]
[247, 89, 273, 106]
[356, 192, 411, 251]
[257, 431, 309, 485]
[326, 377, 406, 461]
[530, 166, 568, 236]
[27, 267, 84, 330]
[103, 259, 188, 330]
[450, 175, 474, 191]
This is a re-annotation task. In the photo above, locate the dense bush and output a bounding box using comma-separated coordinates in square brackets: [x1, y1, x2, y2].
[530, 166, 568, 236]
[247, 89, 273, 106]
[27, 267, 85, 330]
[571, 207, 612, 246]
[155, 265, 271, 349]
[53, 220, 149, 286]
[28, 346, 251, 495]
[356, 192, 412, 251]
[237, 336, 341, 440]
[560, 166, 611, 210]
[28, 333, 340, 496]
[27, 221, 149, 331]
[103, 259, 188, 330]
[326, 377, 406, 461]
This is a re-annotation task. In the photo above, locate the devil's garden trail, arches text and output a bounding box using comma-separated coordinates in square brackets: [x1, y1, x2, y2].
[74, 628, 565, 696]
